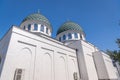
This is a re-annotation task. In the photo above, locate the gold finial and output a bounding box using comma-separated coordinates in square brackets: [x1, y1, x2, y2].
[67, 19, 70, 21]
[38, 9, 40, 13]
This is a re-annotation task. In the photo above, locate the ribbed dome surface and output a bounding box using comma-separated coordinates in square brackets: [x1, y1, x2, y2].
[22, 13, 51, 27]
[57, 21, 83, 35]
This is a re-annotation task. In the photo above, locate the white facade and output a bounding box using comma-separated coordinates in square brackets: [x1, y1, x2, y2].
[0, 13, 119, 80]
[0, 26, 79, 80]
[93, 51, 118, 80]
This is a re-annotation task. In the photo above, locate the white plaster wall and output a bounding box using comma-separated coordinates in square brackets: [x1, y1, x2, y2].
[93, 51, 109, 79]
[66, 40, 98, 80]
[102, 52, 118, 79]
[0, 31, 36, 80]
[93, 51, 118, 80]
[0, 28, 12, 77]
[81, 41, 98, 80]
[68, 56, 78, 80]
[55, 53, 68, 80]
[0, 26, 79, 80]
[66, 40, 87, 80]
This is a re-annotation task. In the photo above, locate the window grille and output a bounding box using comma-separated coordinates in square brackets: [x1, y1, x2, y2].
[14, 68, 25, 80]
[73, 72, 78, 80]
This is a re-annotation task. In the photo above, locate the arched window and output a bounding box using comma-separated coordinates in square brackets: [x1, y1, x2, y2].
[63, 35, 66, 40]
[74, 33, 78, 38]
[34, 24, 38, 30]
[68, 33, 72, 39]
[28, 24, 31, 31]
[41, 25, 44, 32]
[59, 37, 61, 41]
[46, 28, 48, 34]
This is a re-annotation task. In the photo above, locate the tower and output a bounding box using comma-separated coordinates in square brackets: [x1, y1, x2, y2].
[56, 21, 99, 80]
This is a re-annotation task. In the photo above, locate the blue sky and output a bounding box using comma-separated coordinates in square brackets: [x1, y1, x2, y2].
[0, 0, 120, 51]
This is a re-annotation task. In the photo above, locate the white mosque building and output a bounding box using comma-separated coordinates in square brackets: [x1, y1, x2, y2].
[0, 12, 119, 80]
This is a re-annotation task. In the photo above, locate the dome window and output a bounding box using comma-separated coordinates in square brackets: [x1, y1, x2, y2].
[34, 24, 38, 30]
[68, 33, 72, 39]
[63, 35, 66, 40]
[46, 28, 48, 34]
[41, 25, 44, 32]
[74, 33, 78, 38]
[28, 24, 31, 31]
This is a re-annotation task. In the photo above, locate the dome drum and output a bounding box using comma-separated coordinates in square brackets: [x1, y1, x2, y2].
[20, 20, 52, 31]
[56, 21, 86, 42]
[20, 13, 52, 36]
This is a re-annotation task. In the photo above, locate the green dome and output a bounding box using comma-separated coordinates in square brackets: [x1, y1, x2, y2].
[22, 13, 51, 27]
[57, 21, 83, 35]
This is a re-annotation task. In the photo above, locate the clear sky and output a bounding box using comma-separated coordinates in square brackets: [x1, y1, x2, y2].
[0, 0, 120, 51]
